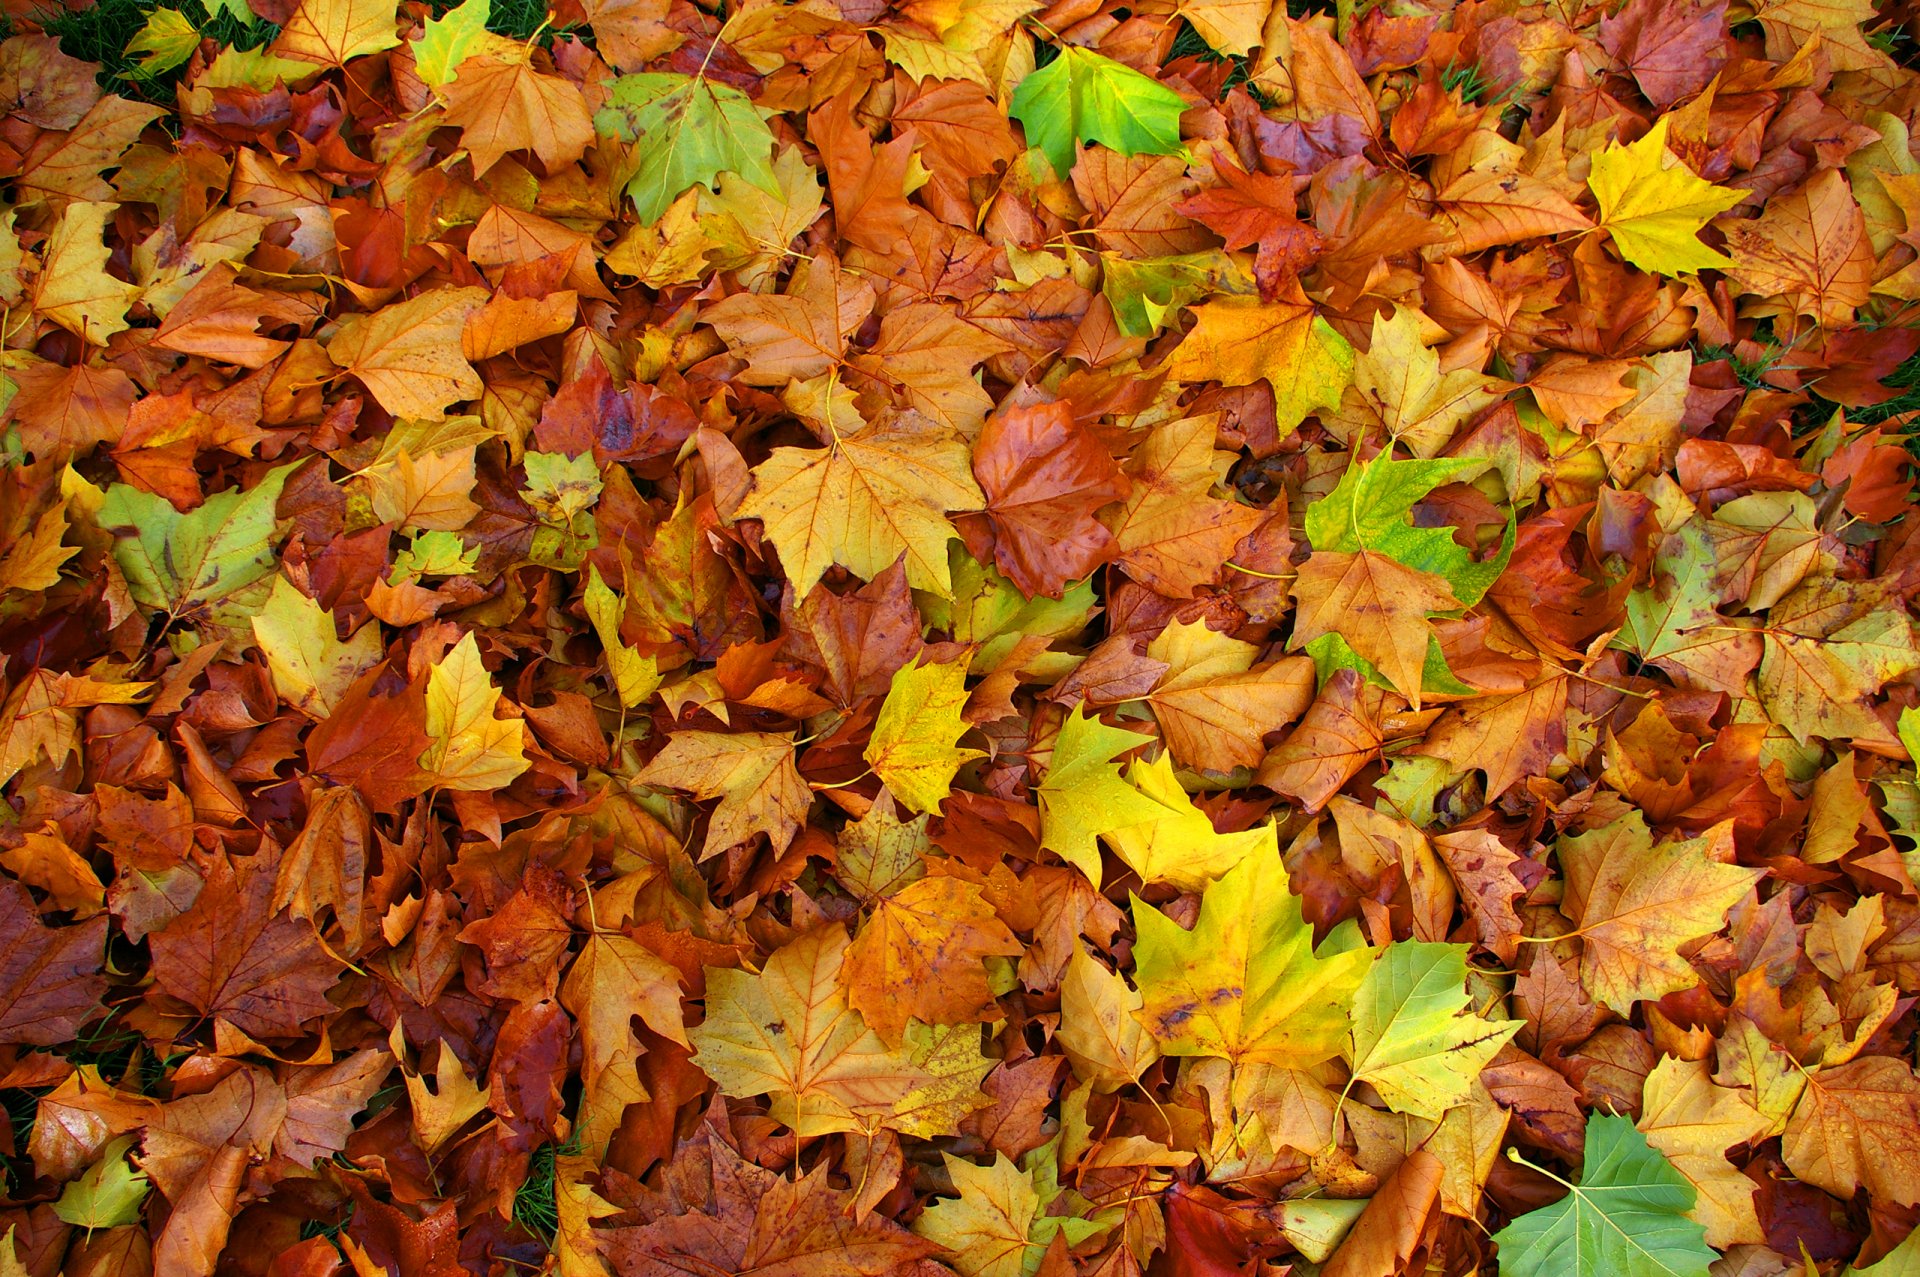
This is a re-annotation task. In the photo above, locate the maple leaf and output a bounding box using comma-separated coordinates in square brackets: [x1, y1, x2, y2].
[1132, 847, 1373, 1068]
[1291, 549, 1461, 709]
[689, 925, 991, 1137]
[150, 850, 341, 1040]
[561, 931, 685, 1151]
[845, 874, 1021, 1045]
[1009, 46, 1187, 178]
[1035, 706, 1173, 886]
[1347, 942, 1521, 1121]
[53, 1134, 149, 1229]
[1102, 415, 1264, 598]
[251, 576, 384, 718]
[1101, 753, 1272, 891]
[100, 464, 293, 621]
[274, 0, 401, 64]
[1720, 169, 1874, 327]
[1555, 815, 1765, 1015]
[1162, 292, 1353, 441]
[1588, 118, 1747, 276]
[914, 1147, 1104, 1277]
[325, 288, 489, 421]
[637, 730, 811, 860]
[601, 1113, 936, 1276]
[0, 880, 107, 1046]
[418, 633, 531, 791]
[1637, 1056, 1770, 1247]
[1323, 306, 1506, 458]
[1493, 1112, 1716, 1277]
[864, 657, 985, 815]
[740, 414, 985, 599]
[1056, 946, 1161, 1090]
[1781, 1055, 1920, 1207]
[442, 56, 596, 179]
[596, 73, 780, 224]
[964, 401, 1129, 599]
[31, 202, 138, 345]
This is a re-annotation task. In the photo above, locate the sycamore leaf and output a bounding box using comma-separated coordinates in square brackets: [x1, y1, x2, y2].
[32, 202, 138, 345]
[596, 73, 780, 224]
[1009, 46, 1187, 178]
[1304, 453, 1506, 604]
[689, 925, 991, 1137]
[561, 931, 685, 1151]
[274, 0, 401, 65]
[1161, 293, 1354, 440]
[443, 56, 597, 178]
[636, 730, 810, 859]
[741, 416, 985, 599]
[1556, 814, 1764, 1015]
[52, 1134, 148, 1228]
[1035, 706, 1176, 886]
[1347, 942, 1521, 1121]
[419, 633, 532, 791]
[864, 657, 984, 815]
[1101, 752, 1272, 891]
[252, 576, 385, 717]
[845, 874, 1021, 1044]
[1588, 117, 1747, 276]
[99, 464, 294, 618]
[1132, 847, 1373, 1068]
[325, 288, 489, 421]
[1492, 1112, 1716, 1277]
[914, 1149, 1103, 1277]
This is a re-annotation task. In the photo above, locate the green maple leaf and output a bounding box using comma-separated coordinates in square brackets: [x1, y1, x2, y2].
[53, 1135, 149, 1229]
[1493, 1112, 1715, 1277]
[1009, 46, 1187, 178]
[1347, 941, 1520, 1121]
[596, 73, 781, 224]
[1304, 453, 1509, 605]
[99, 463, 295, 619]
[1132, 846, 1372, 1069]
[414, 0, 494, 89]
[1036, 706, 1181, 886]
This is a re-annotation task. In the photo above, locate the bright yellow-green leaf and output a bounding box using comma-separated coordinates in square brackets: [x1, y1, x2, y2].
[99, 464, 294, 619]
[522, 450, 604, 526]
[419, 632, 532, 791]
[583, 566, 660, 709]
[1132, 846, 1373, 1068]
[414, 0, 513, 89]
[914, 1148, 1105, 1277]
[251, 576, 384, 718]
[126, 9, 200, 75]
[52, 1134, 148, 1228]
[1036, 706, 1180, 886]
[864, 657, 984, 815]
[1347, 941, 1521, 1121]
[1101, 753, 1270, 892]
[1588, 117, 1748, 276]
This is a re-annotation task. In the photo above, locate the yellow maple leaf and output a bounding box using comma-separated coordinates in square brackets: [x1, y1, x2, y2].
[560, 932, 685, 1152]
[741, 416, 985, 598]
[635, 729, 810, 859]
[419, 632, 531, 791]
[274, 0, 402, 65]
[688, 925, 991, 1137]
[864, 657, 984, 815]
[325, 287, 489, 421]
[1587, 117, 1748, 276]
[32, 202, 138, 346]
[1320, 306, 1505, 459]
[442, 56, 596, 179]
[250, 576, 385, 718]
[1132, 846, 1373, 1068]
[1638, 1055, 1771, 1247]
[1100, 753, 1271, 892]
[1556, 814, 1764, 1014]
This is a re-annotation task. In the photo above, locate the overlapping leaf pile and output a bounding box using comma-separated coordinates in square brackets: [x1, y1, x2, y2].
[2, 0, 1920, 1271]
